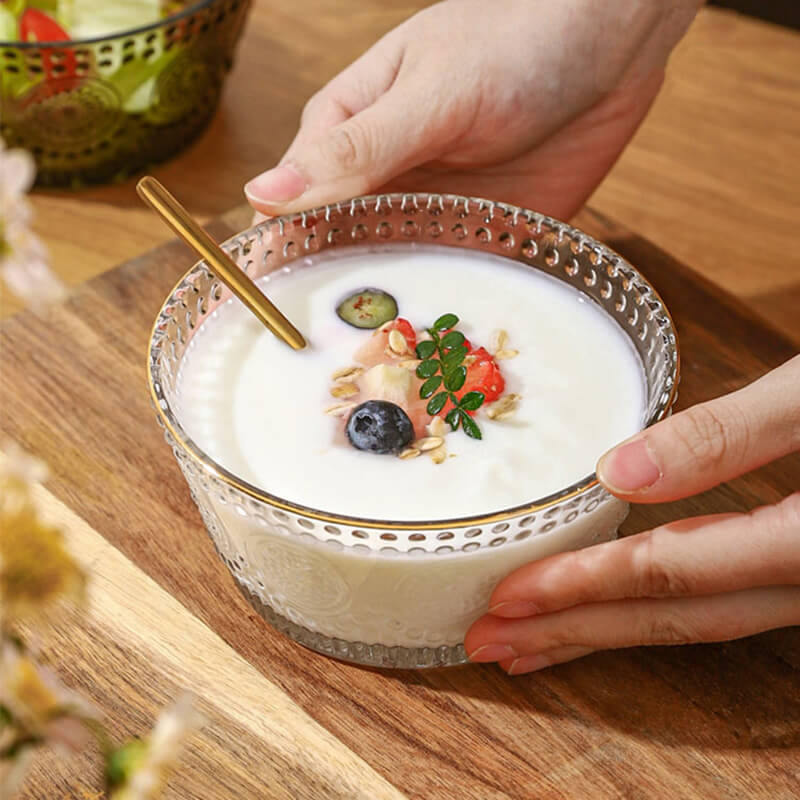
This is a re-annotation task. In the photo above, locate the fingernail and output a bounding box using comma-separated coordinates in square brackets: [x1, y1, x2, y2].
[488, 600, 540, 617]
[598, 437, 661, 493]
[468, 644, 518, 663]
[507, 654, 552, 675]
[245, 163, 307, 205]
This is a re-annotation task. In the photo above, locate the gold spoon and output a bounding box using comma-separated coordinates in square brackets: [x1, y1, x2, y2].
[136, 176, 307, 351]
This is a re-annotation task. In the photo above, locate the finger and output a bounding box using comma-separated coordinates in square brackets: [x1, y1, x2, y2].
[465, 585, 800, 661]
[244, 33, 417, 215]
[486, 494, 800, 618]
[597, 354, 800, 502]
[290, 35, 405, 144]
[245, 82, 450, 215]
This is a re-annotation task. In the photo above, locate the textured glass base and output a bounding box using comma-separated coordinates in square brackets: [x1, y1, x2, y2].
[233, 580, 468, 669]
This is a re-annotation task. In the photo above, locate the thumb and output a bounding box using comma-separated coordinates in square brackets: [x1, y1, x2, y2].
[244, 89, 437, 216]
[596, 354, 800, 503]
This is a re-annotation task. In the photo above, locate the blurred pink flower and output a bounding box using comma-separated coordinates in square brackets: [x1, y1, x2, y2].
[0, 138, 66, 309]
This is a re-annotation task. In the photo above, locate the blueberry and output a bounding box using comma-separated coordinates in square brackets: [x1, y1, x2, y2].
[345, 400, 414, 455]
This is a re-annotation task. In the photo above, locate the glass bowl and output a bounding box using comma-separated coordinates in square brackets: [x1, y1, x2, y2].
[147, 193, 680, 668]
[0, 0, 251, 187]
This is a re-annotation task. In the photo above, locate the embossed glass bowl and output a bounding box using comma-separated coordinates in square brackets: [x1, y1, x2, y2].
[148, 194, 680, 668]
[0, 0, 251, 187]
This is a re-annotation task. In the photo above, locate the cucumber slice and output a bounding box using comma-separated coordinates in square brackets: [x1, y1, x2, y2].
[336, 288, 398, 329]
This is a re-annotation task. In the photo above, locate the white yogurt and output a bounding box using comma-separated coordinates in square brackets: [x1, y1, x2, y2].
[177, 246, 645, 521]
[174, 245, 647, 651]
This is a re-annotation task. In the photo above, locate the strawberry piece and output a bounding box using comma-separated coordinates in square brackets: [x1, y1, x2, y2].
[20, 10, 80, 93]
[20, 9, 70, 43]
[354, 317, 417, 366]
[439, 346, 505, 417]
[386, 318, 417, 351]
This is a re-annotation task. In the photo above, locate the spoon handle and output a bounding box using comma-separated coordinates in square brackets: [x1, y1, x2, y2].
[137, 176, 307, 351]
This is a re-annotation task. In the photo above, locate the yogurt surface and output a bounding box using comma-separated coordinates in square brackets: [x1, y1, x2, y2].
[176, 245, 645, 521]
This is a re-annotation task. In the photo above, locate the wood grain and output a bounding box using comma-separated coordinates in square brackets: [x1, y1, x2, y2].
[2, 208, 798, 799]
[6, 5, 799, 346]
[22, 486, 406, 800]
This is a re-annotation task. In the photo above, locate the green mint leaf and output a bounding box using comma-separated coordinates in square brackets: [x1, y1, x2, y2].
[433, 313, 459, 331]
[416, 359, 439, 378]
[420, 375, 443, 398]
[442, 345, 468, 371]
[459, 391, 485, 411]
[427, 392, 448, 416]
[440, 330, 465, 349]
[460, 409, 482, 439]
[445, 408, 461, 430]
[415, 340, 436, 360]
[444, 365, 466, 392]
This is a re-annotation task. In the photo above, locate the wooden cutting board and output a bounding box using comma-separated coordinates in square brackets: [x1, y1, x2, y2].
[2, 206, 798, 800]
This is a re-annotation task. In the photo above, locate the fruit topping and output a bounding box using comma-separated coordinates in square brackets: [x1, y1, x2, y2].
[355, 317, 416, 365]
[328, 308, 518, 457]
[455, 346, 505, 405]
[385, 317, 417, 351]
[346, 401, 414, 454]
[358, 364, 429, 437]
[336, 288, 398, 329]
[360, 364, 412, 407]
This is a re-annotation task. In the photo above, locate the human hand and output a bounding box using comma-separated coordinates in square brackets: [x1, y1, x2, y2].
[245, 0, 700, 221]
[464, 355, 800, 675]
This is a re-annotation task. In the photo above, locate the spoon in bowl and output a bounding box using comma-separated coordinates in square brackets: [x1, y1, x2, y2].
[136, 176, 307, 351]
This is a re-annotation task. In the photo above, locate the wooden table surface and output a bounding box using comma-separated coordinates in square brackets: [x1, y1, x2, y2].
[7, 2, 800, 348]
[2, 2, 800, 798]
[3, 206, 799, 799]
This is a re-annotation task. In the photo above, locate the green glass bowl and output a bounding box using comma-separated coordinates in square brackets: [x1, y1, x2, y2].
[0, 0, 251, 187]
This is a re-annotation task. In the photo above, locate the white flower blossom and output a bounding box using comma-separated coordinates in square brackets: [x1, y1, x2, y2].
[0, 137, 67, 309]
[0, 440, 49, 487]
[0, 139, 35, 213]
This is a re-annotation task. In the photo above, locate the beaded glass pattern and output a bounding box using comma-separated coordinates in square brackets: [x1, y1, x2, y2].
[149, 194, 680, 668]
[0, 0, 251, 187]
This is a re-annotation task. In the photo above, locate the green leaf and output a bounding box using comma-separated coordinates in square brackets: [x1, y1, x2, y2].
[460, 410, 482, 439]
[416, 359, 440, 378]
[445, 408, 461, 430]
[459, 391, 485, 411]
[442, 345, 468, 371]
[433, 313, 459, 331]
[416, 340, 436, 360]
[420, 375, 443, 398]
[441, 330, 465, 349]
[427, 392, 448, 415]
[444, 365, 467, 392]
